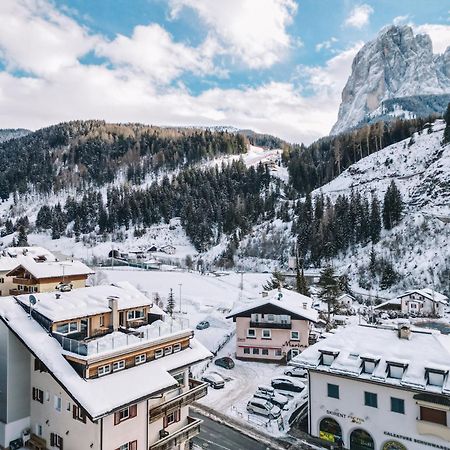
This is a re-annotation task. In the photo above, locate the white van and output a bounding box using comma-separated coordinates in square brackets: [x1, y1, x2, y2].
[246, 397, 281, 419]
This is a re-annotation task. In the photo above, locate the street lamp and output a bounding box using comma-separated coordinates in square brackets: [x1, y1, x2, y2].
[178, 283, 182, 313]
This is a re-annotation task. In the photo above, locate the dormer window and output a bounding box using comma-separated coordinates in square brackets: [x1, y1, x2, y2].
[361, 357, 379, 374]
[387, 362, 407, 379]
[320, 350, 339, 366]
[426, 369, 447, 387]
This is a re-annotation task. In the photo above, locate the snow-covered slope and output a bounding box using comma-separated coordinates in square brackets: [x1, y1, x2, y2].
[332, 25, 450, 135]
[317, 120, 450, 295]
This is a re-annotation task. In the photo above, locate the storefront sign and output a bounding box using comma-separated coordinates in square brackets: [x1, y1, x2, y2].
[320, 431, 335, 442]
[384, 431, 450, 450]
[326, 409, 365, 424]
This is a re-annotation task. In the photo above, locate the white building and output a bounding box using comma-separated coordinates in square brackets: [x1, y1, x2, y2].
[397, 289, 448, 317]
[294, 323, 450, 450]
[0, 283, 211, 450]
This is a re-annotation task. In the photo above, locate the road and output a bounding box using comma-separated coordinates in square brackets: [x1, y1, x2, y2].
[190, 410, 276, 450]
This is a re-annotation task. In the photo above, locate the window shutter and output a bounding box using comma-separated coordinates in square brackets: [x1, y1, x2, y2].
[73, 405, 77, 419]
[50, 433, 55, 446]
[175, 409, 180, 422]
[114, 412, 120, 425]
[32, 388, 36, 400]
[59, 437, 64, 450]
[130, 404, 137, 418]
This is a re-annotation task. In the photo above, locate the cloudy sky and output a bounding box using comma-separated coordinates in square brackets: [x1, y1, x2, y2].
[0, 0, 449, 143]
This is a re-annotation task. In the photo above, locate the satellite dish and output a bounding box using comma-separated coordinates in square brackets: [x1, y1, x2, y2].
[29, 295, 37, 306]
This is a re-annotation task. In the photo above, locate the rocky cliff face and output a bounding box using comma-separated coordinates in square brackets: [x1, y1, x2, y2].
[331, 25, 450, 135]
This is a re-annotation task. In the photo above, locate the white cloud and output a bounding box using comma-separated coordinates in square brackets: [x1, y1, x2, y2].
[97, 24, 220, 84]
[0, 0, 97, 76]
[344, 4, 374, 29]
[316, 37, 338, 52]
[393, 15, 410, 26]
[415, 24, 450, 54]
[169, 0, 298, 69]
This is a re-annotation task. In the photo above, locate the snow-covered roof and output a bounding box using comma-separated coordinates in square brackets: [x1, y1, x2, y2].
[3, 246, 56, 261]
[373, 298, 401, 310]
[397, 288, 448, 305]
[0, 256, 22, 272]
[15, 282, 155, 322]
[227, 288, 318, 322]
[293, 324, 450, 395]
[7, 258, 93, 280]
[0, 296, 211, 420]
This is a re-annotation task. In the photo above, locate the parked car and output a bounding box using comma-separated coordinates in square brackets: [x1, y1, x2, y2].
[284, 366, 308, 378]
[214, 356, 235, 369]
[246, 398, 281, 419]
[201, 373, 225, 389]
[271, 377, 305, 393]
[196, 321, 210, 330]
[254, 385, 289, 409]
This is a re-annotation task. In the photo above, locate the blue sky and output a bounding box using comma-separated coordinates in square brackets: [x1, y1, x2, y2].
[0, 0, 449, 143]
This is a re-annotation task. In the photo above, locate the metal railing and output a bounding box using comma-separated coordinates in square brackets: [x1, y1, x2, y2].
[249, 321, 292, 329]
[149, 379, 208, 423]
[149, 416, 201, 450]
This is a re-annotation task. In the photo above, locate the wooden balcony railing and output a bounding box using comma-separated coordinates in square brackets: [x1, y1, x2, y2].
[149, 379, 207, 423]
[249, 321, 291, 329]
[13, 277, 37, 286]
[149, 416, 201, 450]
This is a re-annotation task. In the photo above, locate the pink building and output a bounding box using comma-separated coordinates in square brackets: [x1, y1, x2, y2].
[226, 288, 318, 363]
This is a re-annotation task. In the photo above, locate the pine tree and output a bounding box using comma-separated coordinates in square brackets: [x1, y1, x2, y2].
[16, 226, 28, 246]
[318, 265, 342, 324]
[380, 260, 398, 289]
[263, 271, 286, 290]
[369, 247, 377, 277]
[166, 288, 176, 317]
[444, 103, 450, 144]
[383, 181, 403, 230]
[369, 195, 381, 242]
[296, 257, 310, 296]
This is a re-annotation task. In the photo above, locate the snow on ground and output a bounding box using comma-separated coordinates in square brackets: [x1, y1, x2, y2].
[199, 336, 307, 437]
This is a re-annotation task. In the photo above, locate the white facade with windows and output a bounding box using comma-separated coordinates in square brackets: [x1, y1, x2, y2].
[294, 324, 450, 450]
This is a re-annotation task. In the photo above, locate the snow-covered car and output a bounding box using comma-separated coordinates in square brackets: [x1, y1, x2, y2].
[254, 385, 289, 409]
[201, 373, 225, 389]
[214, 356, 235, 369]
[284, 366, 308, 378]
[271, 377, 305, 393]
[246, 398, 281, 419]
[196, 321, 210, 330]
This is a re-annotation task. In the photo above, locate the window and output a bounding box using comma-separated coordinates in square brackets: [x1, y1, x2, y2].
[55, 321, 78, 335]
[364, 392, 378, 408]
[427, 369, 446, 387]
[275, 349, 282, 356]
[98, 364, 111, 377]
[262, 349, 269, 356]
[420, 406, 447, 425]
[322, 353, 336, 366]
[45, 391, 50, 402]
[163, 409, 180, 428]
[113, 360, 125, 372]
[66, 401, 71, 411]
[291, 331, 300, 341]
[267, 314, 275, 322]
[50, 433, 63, 449]
[247, 329, 256, 338]
[54, 395, 62, 412]
[327, 383, 339, 399]
[164, 346, 172, 356]
[35, 424, 42, 437]
[173, 343, 181, 353]
[127, 309, 144, 320]
[362, 360, 376, 374]
[135, 354, 146, 365]
[99, 315, 104, 327]
[391, 397, 405, 414]
[0, 278, 4, 283]
[34, 358, 48, 373]
[243, 348, 250, 354]
[253, 348, 260, 355]
[174, 372, 185, 386]
[388, 363, 406, 379]
[114, 405, 137, 425]
[73, 405, 87, 423]
[262, 329, 271, 339]
[32, 388, 44, 404]
[117, 443, 137, 450]
[155, 349, 163, 359]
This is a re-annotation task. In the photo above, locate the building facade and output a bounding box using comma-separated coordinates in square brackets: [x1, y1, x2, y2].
[398, 289, 448, 317]
[294, 323, 450, 450]
[227, 288, 318, 362]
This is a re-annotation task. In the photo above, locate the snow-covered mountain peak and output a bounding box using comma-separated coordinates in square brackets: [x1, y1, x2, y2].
[331, 25, 450, 135]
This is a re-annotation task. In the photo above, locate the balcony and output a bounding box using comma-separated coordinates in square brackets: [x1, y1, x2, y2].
[13, 277, 37, 286]
[149, 379, 208, 423]
[249, 321, 291, 329]
[149, 416, 201, 450]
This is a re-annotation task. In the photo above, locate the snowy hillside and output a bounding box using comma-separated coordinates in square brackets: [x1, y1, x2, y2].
[0, 128, 30, 143]
[316, 120, 450, 295]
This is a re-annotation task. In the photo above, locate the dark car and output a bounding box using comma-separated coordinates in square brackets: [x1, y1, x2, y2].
[196, 321, 210, 330]
[271, 377, 305, 393]
[214, 356, 235, 369]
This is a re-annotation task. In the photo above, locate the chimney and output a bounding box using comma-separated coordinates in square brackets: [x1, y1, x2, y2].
[262, 291, 268, 298]
[303, 302, 307, 309]
[398, 322, 411, 340]
[108, 296, 119, 331]
[55, 293, 61, 300]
